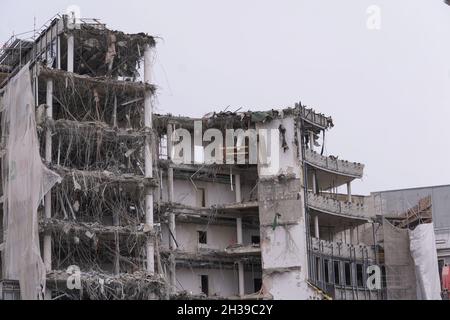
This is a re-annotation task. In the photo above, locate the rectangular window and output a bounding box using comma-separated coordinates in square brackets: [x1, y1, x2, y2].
[197, 188, 206, 208]
[251, 236, 261, 245]
[198, 231, 208, 245]
[201, 275, 209, 296]
[344, 263, 352, 286]
[254, 278, 262, 292]
[324, 260, 330, 283]
[334, 261, 340, 285]
[357, 264, 364, 287]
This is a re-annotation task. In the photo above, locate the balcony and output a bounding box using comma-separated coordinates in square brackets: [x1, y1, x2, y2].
[311, 238, 376, 261]
[307, 192, 371, 220]
[305, 149, 364, 178]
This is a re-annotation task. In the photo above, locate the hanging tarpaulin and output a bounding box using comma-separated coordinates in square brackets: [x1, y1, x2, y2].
[1, 63, 61, 300]
[409, 223, 442, 300]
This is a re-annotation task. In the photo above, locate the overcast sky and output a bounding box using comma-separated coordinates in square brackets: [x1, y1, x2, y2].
[1, 0, 450, 195]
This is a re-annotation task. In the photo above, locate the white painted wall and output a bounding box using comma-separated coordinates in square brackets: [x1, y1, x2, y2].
[160, 178, 236, 207]
[176, 268, 261, 297]
[256, 117, 301, 178]
[261, 224, 306, 270]
[175, 222, 237, 252]
[161, 223, 260, 251]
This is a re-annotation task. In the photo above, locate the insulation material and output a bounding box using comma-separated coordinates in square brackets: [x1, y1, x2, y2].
[1, 64, 61, 300]
[409, 223, 442, 300]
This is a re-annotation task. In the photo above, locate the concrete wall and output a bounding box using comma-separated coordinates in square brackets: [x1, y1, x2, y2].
[383, 219, 417, 300]
[256, 116, 320, 300]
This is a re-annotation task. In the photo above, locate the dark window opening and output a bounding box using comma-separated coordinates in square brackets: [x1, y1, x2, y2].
[198, 231, 208, 245]
[251, 236, 261, 245]
[357, 264, 364, 287]
[344, 263, 352, 286]
[334, 261, 340, 285]
[254, 278, 262, 292]
[201, 275, 209, 296]
[324, 260, 330, 283]
[439, 259, 445, 286]
[315, 257, 321, 282]
[381, 266, 387, 289]
[197, 188, 206, 208]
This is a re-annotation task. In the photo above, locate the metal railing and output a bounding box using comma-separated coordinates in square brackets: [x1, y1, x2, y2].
[308, 238, 383, 300]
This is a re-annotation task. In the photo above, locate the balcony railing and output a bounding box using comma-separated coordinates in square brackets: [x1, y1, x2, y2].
[305, 149, 364, 178]
[311, 238, 376, 261]
[307, 192, 371, 220]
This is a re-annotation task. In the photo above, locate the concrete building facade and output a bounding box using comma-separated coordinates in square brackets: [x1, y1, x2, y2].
[0, 15, 383, 300]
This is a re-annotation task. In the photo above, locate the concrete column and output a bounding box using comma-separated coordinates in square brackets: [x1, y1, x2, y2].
[356, 225, 359, 244]
[350, 226, 359, 245]
[309, 131, 315, 151]
[167, 123, 176, 292]
[67, 34, 74, 73]
[44, 79, 53, 272]
[1, 206, 6, 279]
[112, 95, 118, 128]
[144, 45, 154, 274]
[350, 226, 355, 245]
[238, 262, 245, 297]
[235, 174, 245, 296]
[347, 181, 352, 203]
[314, 215, 320, 239]
[235, 174, 243, 243]
[237, 218, 243, 245]
[57, 36, 61, 70]
[43, 79, 53, 300]
[312, 171, 318, 194]
[113, 212, 120, 276]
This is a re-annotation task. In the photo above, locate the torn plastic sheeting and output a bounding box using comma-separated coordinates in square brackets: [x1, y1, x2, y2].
[409, 223, 442, 300]
[1, 63, 61, 300]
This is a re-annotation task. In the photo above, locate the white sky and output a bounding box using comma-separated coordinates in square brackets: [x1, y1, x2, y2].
[1, 0, 450, 195]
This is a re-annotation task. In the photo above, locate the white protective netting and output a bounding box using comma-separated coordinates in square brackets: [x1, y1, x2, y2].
[1, 64, 61, 300]
[409, 223, 442, 300]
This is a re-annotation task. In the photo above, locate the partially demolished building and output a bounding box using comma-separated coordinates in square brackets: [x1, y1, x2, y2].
[0, 15, 384, 300]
